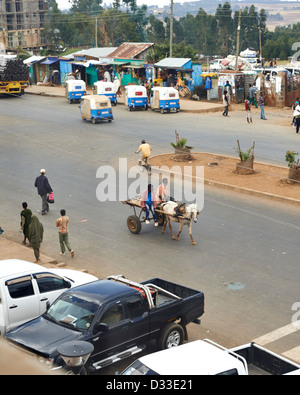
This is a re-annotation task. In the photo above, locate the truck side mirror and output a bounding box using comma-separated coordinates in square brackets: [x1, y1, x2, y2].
[95, 322, 108, 333]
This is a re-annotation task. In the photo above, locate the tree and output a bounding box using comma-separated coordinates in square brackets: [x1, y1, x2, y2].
[70, 0, 103, 14]
[215, 2, 233, 56]
[147, 14, 165, 44]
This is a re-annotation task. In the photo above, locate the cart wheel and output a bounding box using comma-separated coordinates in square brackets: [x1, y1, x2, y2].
[127, 215, 141, 234]
[91, 117, 96, 124]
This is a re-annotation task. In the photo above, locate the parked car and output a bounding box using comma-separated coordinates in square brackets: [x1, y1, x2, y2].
[5, 275, 204, 374]
[209, 59, 223, 72]
[0, 259, 97, 335]
[121, 339, 300, 376]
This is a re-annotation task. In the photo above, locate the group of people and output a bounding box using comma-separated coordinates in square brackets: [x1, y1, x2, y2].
[292, 97, 300, 133]
[19, 169, 74, 263]
[140, 179, 169, 225]
[222, 82, 267, 122]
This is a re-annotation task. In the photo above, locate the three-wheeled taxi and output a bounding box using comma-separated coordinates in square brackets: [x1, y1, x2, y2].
[65, 79, 86, 103]
[93, 81, 117, 105]
[80, 95, 113, 124]
[151, 87, 180, 113]
[125, 85, 148, 111]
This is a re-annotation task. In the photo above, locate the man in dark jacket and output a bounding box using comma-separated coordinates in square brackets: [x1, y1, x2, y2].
[34, 169, 52, 215]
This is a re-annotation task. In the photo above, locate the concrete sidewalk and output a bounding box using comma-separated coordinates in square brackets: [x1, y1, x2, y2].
[25, 84, 224, 113]
[0, 237, 57, 266]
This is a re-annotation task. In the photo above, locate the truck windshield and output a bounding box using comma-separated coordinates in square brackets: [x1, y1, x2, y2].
[46, 294, 98, 331]
[122, 360, 157, 375]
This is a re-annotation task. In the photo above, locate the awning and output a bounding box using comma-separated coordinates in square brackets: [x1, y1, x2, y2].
[200, 72, 217, 77]
[40, 59, 58, 65]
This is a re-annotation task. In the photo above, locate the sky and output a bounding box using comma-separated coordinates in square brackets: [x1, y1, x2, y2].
[56, 0, 183, 11]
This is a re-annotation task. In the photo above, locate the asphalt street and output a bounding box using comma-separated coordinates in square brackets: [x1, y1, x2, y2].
[0, 94, 300, 371]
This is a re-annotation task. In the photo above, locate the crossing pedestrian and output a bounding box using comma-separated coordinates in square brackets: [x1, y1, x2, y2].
[56, 209, 74, 257]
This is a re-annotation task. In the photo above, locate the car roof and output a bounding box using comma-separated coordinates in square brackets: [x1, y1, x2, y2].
[0, 259, 50, 279]
[65, 279, 138, 304]
[135, 340, 244, 375]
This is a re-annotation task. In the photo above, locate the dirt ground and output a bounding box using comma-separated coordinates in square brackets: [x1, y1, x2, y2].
[150, 152, 300, 202]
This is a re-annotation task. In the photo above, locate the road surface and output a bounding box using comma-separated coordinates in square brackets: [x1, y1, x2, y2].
[0, 94, 299, 372]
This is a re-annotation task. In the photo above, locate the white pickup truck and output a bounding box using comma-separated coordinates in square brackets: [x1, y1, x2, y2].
[0, 259, 97, 335]
[122, 339, 300, 375]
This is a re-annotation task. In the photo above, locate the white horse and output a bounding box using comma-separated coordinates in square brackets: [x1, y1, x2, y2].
[161, 201, 199, 245]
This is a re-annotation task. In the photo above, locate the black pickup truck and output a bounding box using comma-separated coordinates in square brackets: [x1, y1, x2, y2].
[5, 275, 204, 374]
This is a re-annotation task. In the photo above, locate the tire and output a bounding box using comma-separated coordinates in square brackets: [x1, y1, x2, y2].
[91, 117, 96, 124]
[157, 323, 184, 350]
[127, 215, 141, 234]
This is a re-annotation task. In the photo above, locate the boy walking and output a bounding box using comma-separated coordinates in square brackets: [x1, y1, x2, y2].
[245, 97, 252, 123]
[56, 209, 74, 257]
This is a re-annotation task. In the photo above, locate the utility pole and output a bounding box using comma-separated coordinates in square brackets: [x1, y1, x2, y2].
[95, 18, 98, 47]
[235, 8, 242, 71]
[170, 0, 173, 57]
[258, 26, 262, 63]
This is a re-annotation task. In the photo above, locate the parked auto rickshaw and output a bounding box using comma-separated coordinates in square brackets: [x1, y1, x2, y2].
[151, 87, 180, 113]
[65, 79, 86, 103]
[93, 81, 117, 105]
[125, 85, 148, 111]
[80, 95, 113, 124]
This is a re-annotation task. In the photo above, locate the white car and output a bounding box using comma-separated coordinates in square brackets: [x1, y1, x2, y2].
[0, 259, 97, 334]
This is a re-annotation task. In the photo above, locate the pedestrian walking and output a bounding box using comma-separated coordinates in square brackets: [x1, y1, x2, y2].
[249, 84, 258, 108]
[294, 102, 300, 134]
[20, 202, 32, 245]
[34, 169, 53, 215]
[224, 80, 232, 100]
[28, 215, 43, 263]
[291, 98, 299, 126]
[56, 209, 74, 257]
[245, 97, 253, 123]
[258, 94, 267, 120]
[222, 90, 230, 116]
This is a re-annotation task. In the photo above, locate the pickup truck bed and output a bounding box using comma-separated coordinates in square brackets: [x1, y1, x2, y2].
[232, 342, 300, 375]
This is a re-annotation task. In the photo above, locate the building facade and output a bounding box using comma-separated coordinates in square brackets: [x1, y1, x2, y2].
[0, 0, 48, 52]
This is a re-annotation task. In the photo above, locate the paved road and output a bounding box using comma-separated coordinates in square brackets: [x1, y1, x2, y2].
[0, 94, 299, 372]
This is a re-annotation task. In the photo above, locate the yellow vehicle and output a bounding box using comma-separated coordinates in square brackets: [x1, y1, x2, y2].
[0, 80, 28, 96]
[0, 56, 29, 96]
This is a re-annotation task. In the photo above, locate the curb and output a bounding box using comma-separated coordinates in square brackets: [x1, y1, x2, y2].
[25, 90, 223, 114]
[149, 153, 300, 207]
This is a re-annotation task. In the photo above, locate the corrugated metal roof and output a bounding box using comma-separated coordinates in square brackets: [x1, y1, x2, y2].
[63, 47, 118, 59]
[155, 57, 191, 69]
[108, 42, 154, 59]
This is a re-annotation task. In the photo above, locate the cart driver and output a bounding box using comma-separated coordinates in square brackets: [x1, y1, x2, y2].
[136, 140, 151, 165]
[156, 178, 169, 204]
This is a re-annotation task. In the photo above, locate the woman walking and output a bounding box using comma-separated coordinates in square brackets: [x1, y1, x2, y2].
[28, 215, 44, 263]
[20, 202, 32, 245]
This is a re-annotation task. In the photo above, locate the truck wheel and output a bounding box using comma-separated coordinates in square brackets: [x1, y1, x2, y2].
[158, 323, 184, 350]
[127, 215, 141, 234]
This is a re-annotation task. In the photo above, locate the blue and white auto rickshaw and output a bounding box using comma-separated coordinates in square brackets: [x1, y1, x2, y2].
[65, 79, 86, 103]
[93, 81, 117, 105]
[125, 85, 148, 111]
[151, 87, 180, 113]
[80, 95, 113, 124]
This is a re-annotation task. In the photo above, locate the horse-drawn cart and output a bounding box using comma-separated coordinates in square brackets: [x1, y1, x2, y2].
[122, 198, 165, 234]
[122, 198, 199, 245]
